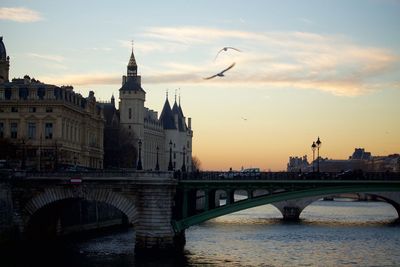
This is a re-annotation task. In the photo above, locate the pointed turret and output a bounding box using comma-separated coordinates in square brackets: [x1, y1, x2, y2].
[111, 94, 115, 106]
[120, 43, 144, 93]
[127, 49, 137, 76]
[172, 97, 186, 132]
[159, 95, 176, 130]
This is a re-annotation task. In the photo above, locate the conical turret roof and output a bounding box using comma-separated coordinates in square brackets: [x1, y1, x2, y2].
[159, 98, 176, 130]
[172, 100, 186, 132]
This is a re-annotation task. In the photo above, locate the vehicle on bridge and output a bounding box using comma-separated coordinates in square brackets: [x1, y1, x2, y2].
[218, 168, 261, 178]
[239, 168, 260, 177]
[218, 171, 237, 178]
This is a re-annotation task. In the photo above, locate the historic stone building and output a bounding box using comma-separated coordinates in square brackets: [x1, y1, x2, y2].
[0, 37, 193, 171]
[0, 37, 104, 170]
[100, 47, 193, 171]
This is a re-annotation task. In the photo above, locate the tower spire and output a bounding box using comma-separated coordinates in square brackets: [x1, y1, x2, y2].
[111, 94, 115, 106]
[174, 89, 177, 103]
[179, 88, 181, 106]
[127, 40, 137, 77]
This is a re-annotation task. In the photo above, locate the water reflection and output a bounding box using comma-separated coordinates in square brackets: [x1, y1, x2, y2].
[2, 200, 399, 266]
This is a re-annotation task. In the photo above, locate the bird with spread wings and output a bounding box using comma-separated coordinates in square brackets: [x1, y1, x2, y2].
[214, 47, 242, 61]
[203, 62, 236, 80]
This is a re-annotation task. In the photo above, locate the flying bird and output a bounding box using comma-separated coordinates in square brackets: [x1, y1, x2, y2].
[214, 47, 242, 61]
[203, 62, 236, 80]
[241, 117, 247, 121]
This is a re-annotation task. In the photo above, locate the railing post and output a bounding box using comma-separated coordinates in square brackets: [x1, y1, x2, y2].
[182, 189, 188, 218]
[208, 189, 216, 209]
[204, 189, 209, 211]
[226, 189, 234, 205]
[247, 189, 253, 199]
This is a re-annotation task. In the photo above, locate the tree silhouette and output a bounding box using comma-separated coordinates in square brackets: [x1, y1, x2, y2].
[191, 155, 202, 171]
[103, 127, 138, 169]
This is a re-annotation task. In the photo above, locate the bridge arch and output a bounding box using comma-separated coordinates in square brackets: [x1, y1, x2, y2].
[273, 192, 400, 220]
[173, 185, 400, 232]
[18, 187, 138, 234]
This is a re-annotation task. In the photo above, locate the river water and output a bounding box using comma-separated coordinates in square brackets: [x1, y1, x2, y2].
[3, 200, 400, 266]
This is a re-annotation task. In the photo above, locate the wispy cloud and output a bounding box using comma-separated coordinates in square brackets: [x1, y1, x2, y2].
[27, 53, 64, 63]
[136, 26, 400, 96]
[40, 73, 120, 86]
[119, 39, 187, 54]
[0, 7, 43, 23]
[44, 26, 398, 97]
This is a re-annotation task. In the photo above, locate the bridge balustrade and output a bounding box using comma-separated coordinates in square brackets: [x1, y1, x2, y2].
[3, 170, 399, 181]
[180, 171, 400, 181]
[12, 170, 173, 179]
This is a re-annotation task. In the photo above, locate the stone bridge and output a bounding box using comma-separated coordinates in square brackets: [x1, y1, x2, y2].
[0, 171, 180, 252]
[1, 170, 400, 252]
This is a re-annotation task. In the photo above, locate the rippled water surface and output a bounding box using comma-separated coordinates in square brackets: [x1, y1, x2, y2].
[3, 200, 400, 266]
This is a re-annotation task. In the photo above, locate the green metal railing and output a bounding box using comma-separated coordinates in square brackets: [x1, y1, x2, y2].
[173, 177, 400, 232]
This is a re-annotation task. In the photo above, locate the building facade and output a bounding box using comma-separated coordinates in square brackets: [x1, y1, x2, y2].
[0, 37, 104, 170]
[287, 148, 400, 172]
[101, 48, 193, 171]
[287, 155, 309, 172]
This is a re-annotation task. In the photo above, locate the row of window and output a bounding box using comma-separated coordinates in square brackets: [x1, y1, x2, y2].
[0, 88, 86, 108]
[0, 106, 53, 113]
[0, 122, 53, 139]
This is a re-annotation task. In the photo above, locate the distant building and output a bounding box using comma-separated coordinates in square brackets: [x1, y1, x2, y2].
[367, 154, 400, 172]
[287, 155, 309, 172]
[99, 46, 193, 171]
[0, 37, 104, 170]
[287, 148, 400, 172]
[316, 158, 367, 172]
[350, 148, 371, 160]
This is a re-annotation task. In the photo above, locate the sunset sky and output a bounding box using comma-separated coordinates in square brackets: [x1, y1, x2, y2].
[1, 0, 399, 171]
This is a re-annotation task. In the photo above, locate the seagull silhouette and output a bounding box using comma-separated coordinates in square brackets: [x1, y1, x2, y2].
[203, 62, 236, 80]
[214, 47, 242, 61]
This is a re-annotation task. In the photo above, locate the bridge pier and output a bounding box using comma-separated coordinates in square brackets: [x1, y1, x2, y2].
[0, 180, 15, 246]
[282, 207, 301, 221]
[272, 198, 318, 221]
[134, 178, 180, 254]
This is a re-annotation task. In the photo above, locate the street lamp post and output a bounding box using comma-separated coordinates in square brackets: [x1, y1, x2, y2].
[168, 140, 173, 171]
[311, 141, 316, 172]
[137, 139, 143, 170]
[316, 137, 322, 173]
[181, 146, 186, 172]
[155, 146, 160, 171]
